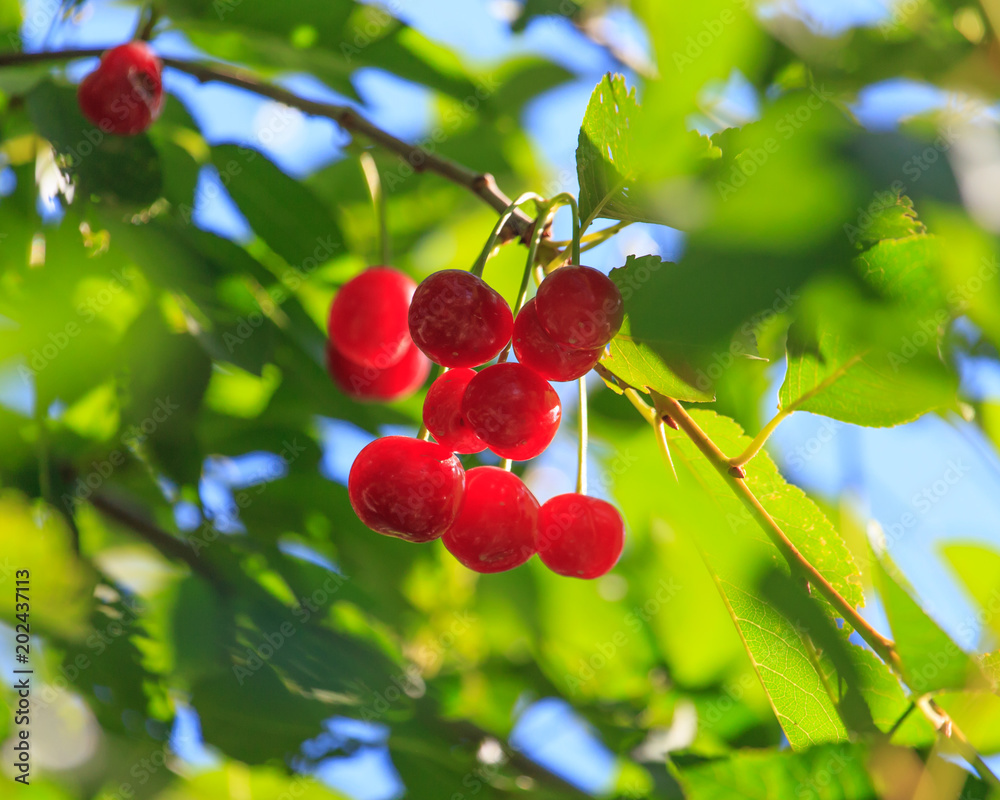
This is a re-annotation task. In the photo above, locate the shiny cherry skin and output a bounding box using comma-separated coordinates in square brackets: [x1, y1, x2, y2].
[326, 339, 429, 402]
[537, 494, 624, 579]
[408, 270, 513, 367]
[422, 368, 487, 454]
[443, 467, 539, 573]
[461, 362, 561, 460]
[328, 267, 416, 368]
[512, 298, 603, 382]
[535, 265, 624, 350]
[348, 436, 465, 542]
[77, 42, 165, 136]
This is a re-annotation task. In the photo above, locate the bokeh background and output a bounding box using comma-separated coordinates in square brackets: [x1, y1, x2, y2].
[2, 0, 1000, 797]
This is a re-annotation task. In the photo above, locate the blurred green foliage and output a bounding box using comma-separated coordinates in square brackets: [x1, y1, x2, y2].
[2, 0, 1000, 798]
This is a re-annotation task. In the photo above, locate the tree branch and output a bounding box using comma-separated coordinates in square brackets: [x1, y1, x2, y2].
[13, 42, 997, 789]
[87, 489, 226, 587]
[0, 46, 537, 243]
[650, 392, 902, 669]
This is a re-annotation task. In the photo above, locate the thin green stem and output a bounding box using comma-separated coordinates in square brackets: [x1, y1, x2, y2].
[469, 192, 544, 278]
[650, 392, 902, 671]
[416, 365, 445, 441]
[729, 408, 790, 469]
[731, 353, 867, 469]
[577, 378, 588, 495]
[497, 200, 556, 362]
[548, 193, 581, 264]
[621, 386, 657, 425]
[500, 458, 513, 471]
[359, 151, 390, 265]
[544, 220, 633, 275]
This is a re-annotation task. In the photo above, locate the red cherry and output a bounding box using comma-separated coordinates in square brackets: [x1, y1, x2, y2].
[408, 270, 513, 367]
[461, 362, 561, 460]
[326, 339, 429, 402]
[537, 494, 624, 579]
[535, 266, 624, 350]
[328, 267, 416, 368]
[512, 298, 603, 382]
[422, 368, 487, 454]
[443, 467, 539, 573]
[348, 436, 465, 542]
[77, 42, 164, 136]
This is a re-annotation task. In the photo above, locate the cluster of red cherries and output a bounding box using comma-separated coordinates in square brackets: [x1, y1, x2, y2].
[78, 42, 165, 135]
[327, 264, 629, 578]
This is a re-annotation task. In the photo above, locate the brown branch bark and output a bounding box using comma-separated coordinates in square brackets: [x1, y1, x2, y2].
[0, 46, 537, 242]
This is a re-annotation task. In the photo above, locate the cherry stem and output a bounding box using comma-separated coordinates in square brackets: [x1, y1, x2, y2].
[729, 408, 790, 469]
[497, 200, 557, 363]
[415, 364, 445, 441]
[547, 193, 581, 265]
[500, 458, 513, 471]
[470, 192, 544, 278]
[359, 151, 390, 265]
[576, 377, 588, 495]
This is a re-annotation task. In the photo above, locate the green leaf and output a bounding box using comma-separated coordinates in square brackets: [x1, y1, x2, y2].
[0, 491, 94, 638]
[632, 0, 766, 184]
[845, 191, 926, 247]
[26, 80, 163, 206]
[604, 255, 717, 402]
[779, 277, 957, 427]
[210, 144, 344, 268]
[677, 743, 876, 799]
[578, 74, 659, 227]
[191, 668, 331, 764]
[161, 0, 484, 105]
[576, 74, 720, 229]
[874, 555, 984, 692]
[856, 235, 947, 311]
[511, 0, 581, 32]
[941, 542, 1000, 643]
[153, 765, 350, 800]
[652, 411, 871, 748]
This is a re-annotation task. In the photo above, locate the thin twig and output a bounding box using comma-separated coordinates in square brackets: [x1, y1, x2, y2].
[88, 491, 225, 586]
[651, 392, 901, 670]
[577, 378, 588, 494]
[0, 46, 538, 242]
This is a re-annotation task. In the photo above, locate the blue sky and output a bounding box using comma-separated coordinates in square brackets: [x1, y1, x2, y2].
[6, 0, 1000, 793]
